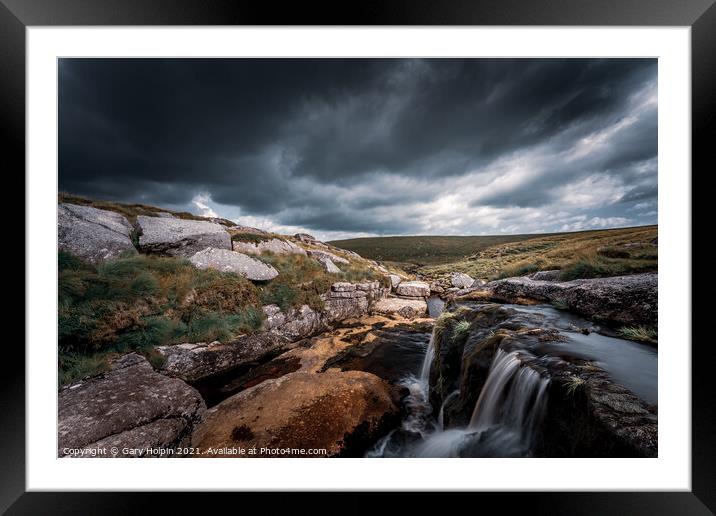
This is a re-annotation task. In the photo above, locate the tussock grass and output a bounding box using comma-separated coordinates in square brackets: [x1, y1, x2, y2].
[59, 352, 111, 386]
[565, 376, 586, 396]
[617, 325, 658, 343]
[230, 232, 275, 244]
[58, 251, 265, 384]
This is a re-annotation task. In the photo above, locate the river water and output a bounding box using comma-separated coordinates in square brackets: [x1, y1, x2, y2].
[367, 303, 657, 458]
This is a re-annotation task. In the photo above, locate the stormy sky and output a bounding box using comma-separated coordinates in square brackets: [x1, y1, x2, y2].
[59, 58, 657, 240]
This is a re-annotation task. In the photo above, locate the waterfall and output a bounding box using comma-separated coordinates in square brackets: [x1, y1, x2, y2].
[419, 333, 435, 385]
[468, 348, 549, 451]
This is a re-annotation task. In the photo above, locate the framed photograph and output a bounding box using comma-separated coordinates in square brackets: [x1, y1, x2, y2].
[5, 0, 711, 512]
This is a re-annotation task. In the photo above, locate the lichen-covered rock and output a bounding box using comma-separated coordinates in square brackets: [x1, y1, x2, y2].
[191, 370, 400, 457]
[58, 203, 137, 263]
[450, 272, 474, 289]
[387, 274, 402, 289]
[395, 281, 431, 298]
[321, 257, 342, 273]
[488, 273, 657, 326]
[264, 304, 324, 341]
[58, 354, 205, 457]
[371, 297, 428, 319]
[530, 270, 562, 281]
[294, 233, 317, 243]
[189, 248, 278, 281]
[157, 333, 292, 382]
[232, 238, 306, 256]
[137, 215, 231, 256]
[307, 249, 349, 265]
[332, 282, 356, 292]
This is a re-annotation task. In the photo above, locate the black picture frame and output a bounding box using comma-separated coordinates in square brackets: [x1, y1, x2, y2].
[3, 0, 711, 513]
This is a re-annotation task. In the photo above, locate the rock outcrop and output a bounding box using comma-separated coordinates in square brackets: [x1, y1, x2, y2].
[157, 333, 292, 383]
[450, 272, 474, 289]
[189, 247, 278, 281]
[395, 281, 431, 298]
[530, 270, 562, 281]
[58, 354, 205, 457]
[387, 274, 402, 289]
[58, 203, 137, 263]
[488, 272, 657, 327]
[307, 249, 350, 265]
[137, 215, 231, 256]
[371, 297, 428, 319]
[232, 238, 306, 256]
[191, 370, 400, 457]
[264, 282, 387, 341]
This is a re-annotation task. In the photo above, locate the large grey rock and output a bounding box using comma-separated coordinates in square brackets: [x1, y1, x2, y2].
[189, 248, 278, 281]
[307, 249, 350, 265]
[450, 272, 475, 289]
[322, 258, 342, 273]
[371, 297, 428, 319]
[58, 203, 137, 263]
[58, 354, 205, 457]
[264, 304, 324, 341]
[232, 238, 306, 256]
[387, 274, 402, 289]
[395, 281, 431, 298]
[294, 233, 317, 243]
[157, 333, 292, 382]
[137, 215, 231, 256]
[488, 272, 657, 327]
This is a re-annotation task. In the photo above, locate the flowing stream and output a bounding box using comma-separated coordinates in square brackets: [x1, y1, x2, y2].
[367, 302, 657, 458]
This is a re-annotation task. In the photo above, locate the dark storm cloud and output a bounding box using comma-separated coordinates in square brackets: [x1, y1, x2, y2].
[59, 58, 657, 237]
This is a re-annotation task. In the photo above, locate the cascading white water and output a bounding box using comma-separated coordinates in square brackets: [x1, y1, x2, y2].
[467, 348, 550, 453]
[419, 334, 435, 385]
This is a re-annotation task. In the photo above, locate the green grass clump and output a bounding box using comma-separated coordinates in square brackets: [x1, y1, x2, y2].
[231, 232, 272, 244]
[185, 308, 263, 342]
[59, 352, 111, 386]
[58, 252, 265, 384]
[257, 253, 383, 311]
[257, 254, 334, 311]
[565, 376, 586, 396]
[558, 255, 656, 281]
[617, 325, 657, 343]
[452, 320, 472, 343]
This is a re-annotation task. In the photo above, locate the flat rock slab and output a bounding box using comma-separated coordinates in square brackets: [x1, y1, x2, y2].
[488, 272, 657, 327]
[137, 215, 231, 256]
[58, 203, 137, 263]
[191, 370, 399, 457]
[395, 281, 431, 298]
[157, 332, 292, 382]
[189, 247, 278, 281]
[58, 354, 205, 457]
[371, 297, 428, 319]
[232, 238, 306, 256]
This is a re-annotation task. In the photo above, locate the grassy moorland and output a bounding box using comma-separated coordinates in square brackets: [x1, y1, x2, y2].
[58, 250, 383, 386]
[331, 226, 658, 281]
[328, 234, 557, 267]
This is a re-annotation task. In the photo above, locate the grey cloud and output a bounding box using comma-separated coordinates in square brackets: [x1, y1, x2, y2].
[59, 58, 657, 236]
